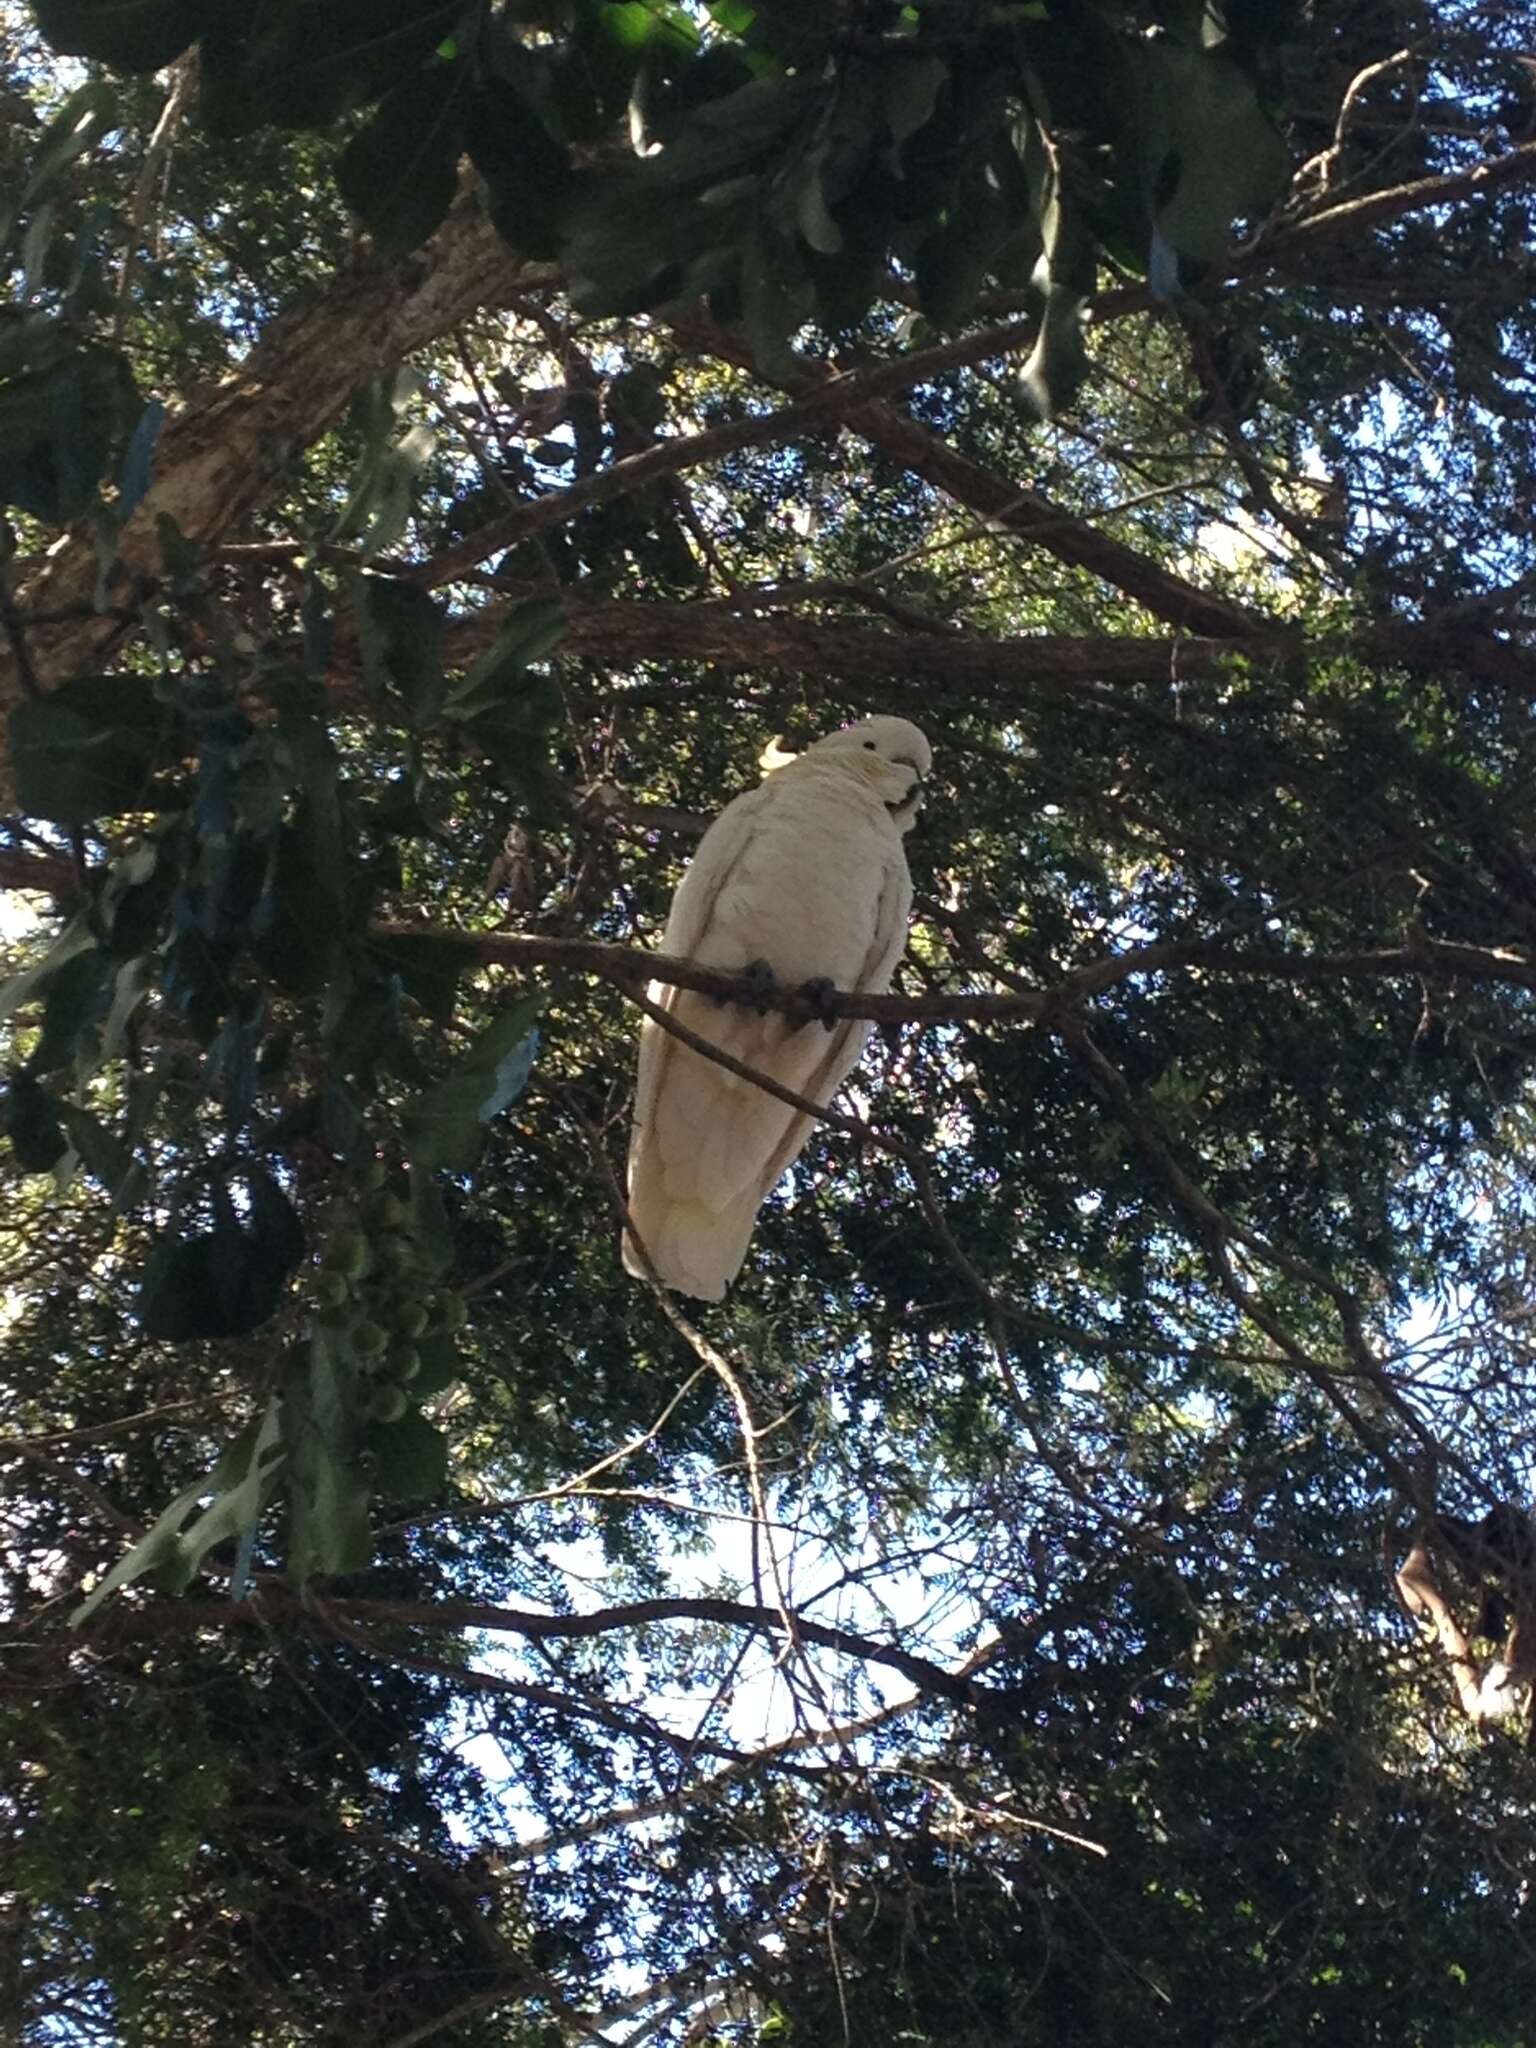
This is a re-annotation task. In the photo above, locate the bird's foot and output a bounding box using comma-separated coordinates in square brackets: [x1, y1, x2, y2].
[794, 975, 841, 1034]
[739, 957, 780, 1016]
[710, 957, 779, 1013]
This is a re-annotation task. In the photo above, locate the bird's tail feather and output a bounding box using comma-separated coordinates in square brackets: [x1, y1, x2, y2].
[623, 1186, 760, 1302]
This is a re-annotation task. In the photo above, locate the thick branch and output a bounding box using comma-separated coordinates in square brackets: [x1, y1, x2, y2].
[103, 1587, 990, 1707]
[843, 399, 1272, 642]
[1396, 1540, 1491, 1722]
[414, 313, 1041, 591]
[0, 205, 554, 784]
[443, 594, 1268, 697]
[666, 307, 1273, 644]
[1261, 136, 1536, 263]
[369, 922, 1536, 1023]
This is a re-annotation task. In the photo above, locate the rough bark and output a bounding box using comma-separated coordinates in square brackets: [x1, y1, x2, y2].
[444, 596, 1272, 698]
[0, 203, 552, 792]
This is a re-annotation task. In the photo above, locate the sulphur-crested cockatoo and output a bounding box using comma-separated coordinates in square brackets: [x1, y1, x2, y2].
[625, 716, 931, 1300]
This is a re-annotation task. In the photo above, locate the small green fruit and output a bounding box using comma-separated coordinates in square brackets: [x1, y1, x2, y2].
[327, 1230, 371, 1281]
[352, 1320, 388, 1360]
[392, 1347, 421, 1382]
[367, 1386, 409, 1424]
[314, 1271, 350, 1310]
[397, 1302, 430, 1339]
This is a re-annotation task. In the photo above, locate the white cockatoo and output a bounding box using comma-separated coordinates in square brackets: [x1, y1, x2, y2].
[625, 715, 932, 1300]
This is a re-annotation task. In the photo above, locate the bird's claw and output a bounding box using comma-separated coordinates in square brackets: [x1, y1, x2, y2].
[711, 957, 778, 1013]
[740, 957, 780, 1016]
[795, 976, 840, 1033]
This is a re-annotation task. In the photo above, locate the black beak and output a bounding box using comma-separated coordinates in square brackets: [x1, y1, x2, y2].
[888, 772, 926, 821]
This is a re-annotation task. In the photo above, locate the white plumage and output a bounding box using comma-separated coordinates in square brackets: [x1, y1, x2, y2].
[625, 716, 932, 1300]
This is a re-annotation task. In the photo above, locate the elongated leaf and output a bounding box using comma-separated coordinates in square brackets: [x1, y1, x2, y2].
[367, 931, 468, 1023]
[740, 219, 814, 380]
[200, 0, 462, 135]
[59, 1101, 134, 1199]
[285, 1326, 372, 1583]
[71, 1400, 286, 1625]
[1137, 42, 1290, 264]
[367, 1406, 448, 1500]
[0, 343, 138, 523]
[11, 674, 175, 823]
[0, 916, 96, 1026]
[463, 77, 574, 259]
[3, 1072, 69, 1172]
[18, 81, 117, 209]
[116, 397, 165, 517]
[336, 60, 464, 256]
[403, 995, 543, 1172]
[352, 573, 446, 726]
[444, 600, 568, 718]
[34, 0, 202, 72]
[27, 944, 112, 1079]
[137, 1171, 304, 1341]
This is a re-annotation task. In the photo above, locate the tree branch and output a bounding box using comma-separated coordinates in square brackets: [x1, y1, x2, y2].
[105, 1586, 991, 1706]
[369, 921, 1536, 1023]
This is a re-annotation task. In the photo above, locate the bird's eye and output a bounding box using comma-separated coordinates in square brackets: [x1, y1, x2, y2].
[862, 740, 877, 750]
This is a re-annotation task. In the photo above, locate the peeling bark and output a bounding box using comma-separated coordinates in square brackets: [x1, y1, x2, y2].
[0, 204, 552, 796]
[1395, 1527, 1536, 1734]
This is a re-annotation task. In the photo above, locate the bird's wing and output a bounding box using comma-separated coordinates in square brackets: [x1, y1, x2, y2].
[743, 846, 913, 1200]
[628, 780, 775, 1169]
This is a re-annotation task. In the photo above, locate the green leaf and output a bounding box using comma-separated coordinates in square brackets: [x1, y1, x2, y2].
[33, 0, 202, 72]
[351, 573, 446, 726]
[318, 1077, 372, 1163]
[332, 375, 436, 557]
[445, 602, 565, 793]
[253, 704, 346, 987]
[879, 52, 947, 148]
[17, 82, 117, 212]
[3, 1071, 69, 1173]
[562, 72, 817, 315]
[200, 0, 463, 135]
[137, 1174, 304, 1342]
[1018, 281, 1091, 421]
[336, 59, 464, 256]
[403, 994, 543, 1172]
[367, 931, 468, 1023]
[740, 220, 813, 380]
[1016, 111, 1095, 418]
[59, 1101, 135, 1199]
[445, 599, 568, 718]
[116, 397, 164, 518]
[606, 365, 668, 434]
[11, 674, 174, 824]
[0, 915, 96, 1026]
[70, 1400, 286, 1626]
[155, 509, 203, 581]
[285, 1326, 372, 1582]
[0, 343, 138, 523]
[463, 77, 574, 259]
[27, 944, 112, 1079]
[367, 1406, 448, 1499]
[913, 171, 1021, 328]
[409, 1328, 461, 1396]
[1136, 43, 1290, 263]
[792, 157, 842, 257]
